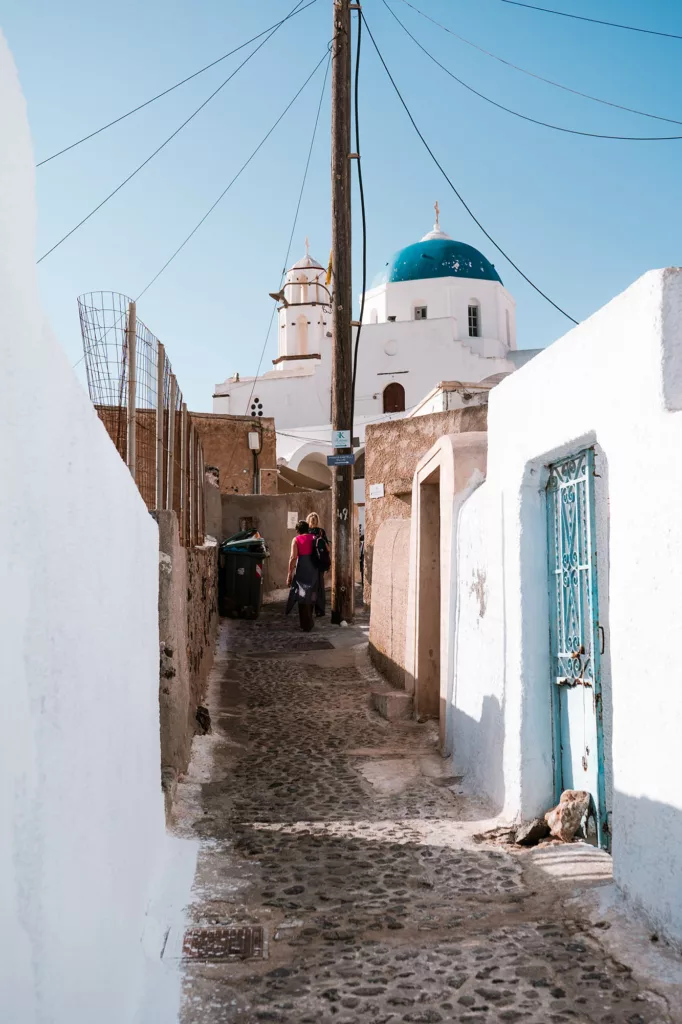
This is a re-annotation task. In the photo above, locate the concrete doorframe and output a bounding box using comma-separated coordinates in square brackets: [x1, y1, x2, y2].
[405, 432, 488, 753]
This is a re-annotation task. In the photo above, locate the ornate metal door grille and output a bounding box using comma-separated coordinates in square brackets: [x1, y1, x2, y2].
[547, 449, 607, 848]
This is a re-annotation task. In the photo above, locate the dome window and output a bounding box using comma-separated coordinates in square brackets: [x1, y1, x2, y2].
[468, 304, 480, 338]
[414, 306, 427, 321]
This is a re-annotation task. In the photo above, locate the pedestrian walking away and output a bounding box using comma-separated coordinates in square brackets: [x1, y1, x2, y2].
[286, 520, 319, 632]
[307, 511, 330, 617]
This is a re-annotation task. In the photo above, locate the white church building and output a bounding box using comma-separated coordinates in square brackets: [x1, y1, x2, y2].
[213, 208, 537, 495]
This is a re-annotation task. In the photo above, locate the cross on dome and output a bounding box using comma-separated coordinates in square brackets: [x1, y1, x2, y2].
[305, 236, 310, 257]
[421, 201, 451, 242]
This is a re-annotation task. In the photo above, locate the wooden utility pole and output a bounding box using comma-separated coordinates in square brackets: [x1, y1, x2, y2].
[330, 0, 354, 624]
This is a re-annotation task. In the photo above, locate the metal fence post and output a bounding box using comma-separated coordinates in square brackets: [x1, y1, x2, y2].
[180, 403, 188, 545]
[198, 444, 205, 544]
[126, 300, 137, 480]
[155, 340, 165, 509]
[189, 423, 196, 547]
[167, 375, 177, 512]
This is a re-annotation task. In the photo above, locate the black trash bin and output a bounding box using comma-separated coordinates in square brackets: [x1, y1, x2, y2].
[219, 531, 268, 619]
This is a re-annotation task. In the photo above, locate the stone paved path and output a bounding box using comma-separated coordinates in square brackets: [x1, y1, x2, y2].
[175, 599, 675, 1024]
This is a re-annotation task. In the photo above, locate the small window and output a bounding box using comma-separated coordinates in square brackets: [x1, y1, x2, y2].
[414, 306, 427, 320]
[505, 308, 511, 345]
[468, 304, 480, 338]
[383, 382, 406, 414]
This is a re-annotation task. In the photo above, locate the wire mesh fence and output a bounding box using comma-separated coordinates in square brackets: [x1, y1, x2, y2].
[78, 291, 205, 546]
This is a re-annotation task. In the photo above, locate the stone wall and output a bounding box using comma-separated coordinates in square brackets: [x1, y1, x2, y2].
[222, 490, 332, 591]
[368, 519, 411, 687]
[364, 406, 487, 603]
[155, 510, 218, 814]
[192, 412, 277, 495]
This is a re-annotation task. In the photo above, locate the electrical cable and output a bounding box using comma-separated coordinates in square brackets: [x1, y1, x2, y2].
[72, 46, 331, 371]
[209, 48, 332, 487]
[362, 11, 578, 324]
[36, 0, 320, 168]
[38, 0, 316, 264]
[395, 0, 682, 128]
[495, 0, 682, 41]
[139, 47, 332, 306]
[382, 0, 682, 141]
[350, 7, 368, 444]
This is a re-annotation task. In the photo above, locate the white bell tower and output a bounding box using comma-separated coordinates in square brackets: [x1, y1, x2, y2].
[271, 241, 332, 371]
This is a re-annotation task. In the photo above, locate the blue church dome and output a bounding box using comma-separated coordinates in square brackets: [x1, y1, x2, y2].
[375, 223, 503, 287]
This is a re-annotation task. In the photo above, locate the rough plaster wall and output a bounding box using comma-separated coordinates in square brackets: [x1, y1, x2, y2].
[453, 485, 505, 812]
[155, 512, 218, 811]
[192, 412, 277, 495]
[456, 267, 682, 945]
[0, 33, 166, 1023]
[157, 512, 191, 800]
[186, 539, 219, 711]
[204, 475, 222, 540]
[222, 490, 332, 590]
[368, 520, 411, 686]
[364, 406, 487, 603]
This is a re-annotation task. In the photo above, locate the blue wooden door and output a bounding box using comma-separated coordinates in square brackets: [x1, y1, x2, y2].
[547, 449, 608, 848]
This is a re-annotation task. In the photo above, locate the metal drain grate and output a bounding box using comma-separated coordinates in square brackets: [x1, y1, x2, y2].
[182, 925, 265, 961]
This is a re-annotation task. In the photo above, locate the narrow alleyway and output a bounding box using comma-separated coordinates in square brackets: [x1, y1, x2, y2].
[173, 598, 679, 1024]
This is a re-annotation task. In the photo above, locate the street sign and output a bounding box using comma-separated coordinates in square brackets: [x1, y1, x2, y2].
[331, 429, 351, 449]
[327, 453, 356, 467]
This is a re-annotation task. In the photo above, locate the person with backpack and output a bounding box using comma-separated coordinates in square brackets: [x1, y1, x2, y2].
[307, 512, 330, 617]
[286, 520, 319, 632]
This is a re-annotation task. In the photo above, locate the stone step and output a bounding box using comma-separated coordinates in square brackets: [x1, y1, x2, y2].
[371, 688, 414, 722]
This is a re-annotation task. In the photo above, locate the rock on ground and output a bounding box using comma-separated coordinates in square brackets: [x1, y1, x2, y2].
[546, 789, 591, 842]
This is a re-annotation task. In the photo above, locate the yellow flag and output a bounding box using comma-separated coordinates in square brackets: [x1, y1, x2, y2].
[326, 250, 333, 287]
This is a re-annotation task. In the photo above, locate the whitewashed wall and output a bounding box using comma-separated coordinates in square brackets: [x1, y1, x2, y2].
[451, 267, 682, 946]
[0, 33, 169, 1022]
[452, 484, 505, 812]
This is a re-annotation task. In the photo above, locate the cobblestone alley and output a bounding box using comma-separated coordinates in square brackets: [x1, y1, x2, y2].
[174, 598, 681, 1024]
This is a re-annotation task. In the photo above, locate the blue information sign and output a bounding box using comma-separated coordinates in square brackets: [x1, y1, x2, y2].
[327, 453, 356, 467]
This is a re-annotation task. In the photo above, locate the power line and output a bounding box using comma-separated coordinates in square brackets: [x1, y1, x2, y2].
[72, 47, 331, 371]
[37, 0, 316, 264]
[382, 0, 682, 141]
[36, 0, 321, 168]
[494, 0, 682, 40]
[362, 11, 578, 325]
[244, 51, 332, 415]
[395, 0, 682, 127]
[218, 51, 332, 489]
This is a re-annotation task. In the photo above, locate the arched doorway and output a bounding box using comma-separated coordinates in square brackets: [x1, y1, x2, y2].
[383, 382, 405, 413]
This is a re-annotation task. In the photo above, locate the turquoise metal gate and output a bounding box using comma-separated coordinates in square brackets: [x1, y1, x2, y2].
[547, 449, 607, 848]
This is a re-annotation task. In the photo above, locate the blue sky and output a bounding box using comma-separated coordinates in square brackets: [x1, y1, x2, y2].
[2, 0, 682, 410]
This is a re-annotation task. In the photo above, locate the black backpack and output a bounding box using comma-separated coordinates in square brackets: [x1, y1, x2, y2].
[314, 530, 331, 571]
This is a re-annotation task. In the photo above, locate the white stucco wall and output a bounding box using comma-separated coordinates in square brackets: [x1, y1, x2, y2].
[452, 483, 506, 812]
[362, 274, 516, 352]
[449, 267, 682, 946]
[214, 316, 517, 432]
[0, 33, 169, 1022]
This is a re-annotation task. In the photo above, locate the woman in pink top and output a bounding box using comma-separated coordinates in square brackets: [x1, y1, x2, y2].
[286, 520, 319, 631]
